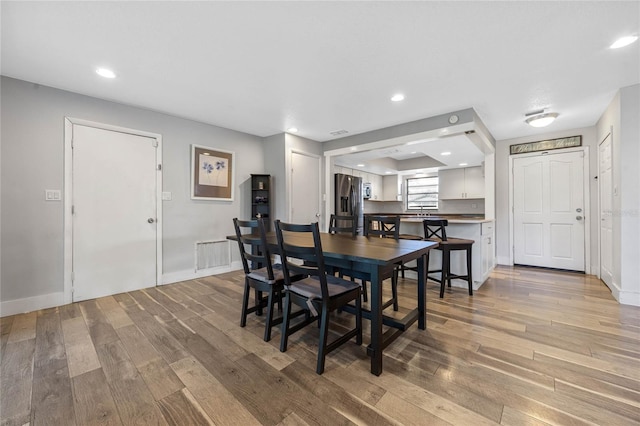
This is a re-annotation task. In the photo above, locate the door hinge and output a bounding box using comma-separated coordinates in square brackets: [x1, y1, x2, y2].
[157, 164, 162, 171]
[152, 139, 159, 148]
[72, 205, 75, 215]
[71, 271, 75, 282]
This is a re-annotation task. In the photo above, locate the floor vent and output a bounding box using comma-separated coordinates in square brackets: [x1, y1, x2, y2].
[195, 239, 230, 271]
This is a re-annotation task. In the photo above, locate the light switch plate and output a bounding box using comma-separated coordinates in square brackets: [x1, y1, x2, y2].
[45, 189, 61, 201]
[162, 191, 172, 201]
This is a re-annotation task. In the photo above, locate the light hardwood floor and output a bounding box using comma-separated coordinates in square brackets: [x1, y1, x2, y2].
[1, 266, 639, 425]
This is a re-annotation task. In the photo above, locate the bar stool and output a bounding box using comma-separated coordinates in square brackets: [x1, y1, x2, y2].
[423, 219, 474, 298]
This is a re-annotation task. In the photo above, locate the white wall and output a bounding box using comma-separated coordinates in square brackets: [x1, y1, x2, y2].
[495, 126, 598, 267]
[596, 84, 640, 305]
[1, 77, 265, 313]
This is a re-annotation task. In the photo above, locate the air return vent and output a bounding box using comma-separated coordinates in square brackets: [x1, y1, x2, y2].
[195, 240, 230, 271]
[330, 130, 349, 136]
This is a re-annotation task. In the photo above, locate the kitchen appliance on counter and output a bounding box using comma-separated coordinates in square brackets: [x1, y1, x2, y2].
[335, 173, 364, 235]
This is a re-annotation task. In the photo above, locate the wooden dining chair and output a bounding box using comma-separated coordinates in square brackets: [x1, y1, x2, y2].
[363, 215, 400, 311]
[275, 220, 362, 375]
[328, 214, 357, 236]
[233, 217, 302, 342]
[423, 219, 474, 298]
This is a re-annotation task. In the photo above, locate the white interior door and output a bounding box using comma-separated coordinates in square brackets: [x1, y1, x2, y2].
[599, 134, 613, 288]
[72, 124, 158, 301]
[291, 151, 321, 224]
[513, 150, 585, 271]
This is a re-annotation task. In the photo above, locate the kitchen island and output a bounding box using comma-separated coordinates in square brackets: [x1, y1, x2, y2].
[365, 214, 496, 289]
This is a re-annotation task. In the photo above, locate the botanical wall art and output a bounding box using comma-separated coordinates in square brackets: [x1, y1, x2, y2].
[191, 144, 234, 200]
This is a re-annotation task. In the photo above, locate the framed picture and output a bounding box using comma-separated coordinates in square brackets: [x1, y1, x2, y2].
[191, 144, 235, 201]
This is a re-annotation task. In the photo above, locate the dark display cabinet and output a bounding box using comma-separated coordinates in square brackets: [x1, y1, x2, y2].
[251, 174, 272, 231]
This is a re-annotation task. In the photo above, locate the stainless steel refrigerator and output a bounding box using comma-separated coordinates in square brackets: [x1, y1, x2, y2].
[335, 173, 364, 235]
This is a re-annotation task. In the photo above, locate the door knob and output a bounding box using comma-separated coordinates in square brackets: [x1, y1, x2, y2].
[576, 216, 583, 221]
[148, 218, 155, 223]
[576, 208, 582, 213]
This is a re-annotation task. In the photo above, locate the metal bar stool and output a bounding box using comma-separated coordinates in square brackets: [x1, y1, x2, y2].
[423, 219, 474, 298]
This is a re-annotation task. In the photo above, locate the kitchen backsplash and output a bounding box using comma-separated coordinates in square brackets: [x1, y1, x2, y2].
[364, 198, 484, 215]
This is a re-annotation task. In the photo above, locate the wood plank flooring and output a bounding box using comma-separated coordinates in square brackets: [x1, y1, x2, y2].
[1, 265, 639, 425]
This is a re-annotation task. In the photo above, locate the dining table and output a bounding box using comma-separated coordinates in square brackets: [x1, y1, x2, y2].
[227, 231, 438, 376]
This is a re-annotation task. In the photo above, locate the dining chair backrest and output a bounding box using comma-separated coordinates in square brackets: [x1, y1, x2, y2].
[233, 217, 275, 279]
[328, 214, 357, 236]
[364, 215, 399, 240]
[423, 219, 449, 241]
[274, 220, 330, 300]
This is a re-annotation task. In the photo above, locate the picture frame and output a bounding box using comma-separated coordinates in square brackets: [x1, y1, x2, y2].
[191, 144, 235, 201]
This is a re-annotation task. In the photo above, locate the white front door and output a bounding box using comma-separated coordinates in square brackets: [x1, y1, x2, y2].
[599, 134, 613, 288]
[72, 124, 159, 301]
[513, 150, 585, 271]
[291, 151, 321, 224]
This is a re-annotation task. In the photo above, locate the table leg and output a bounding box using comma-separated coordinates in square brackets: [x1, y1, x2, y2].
[417, 254, 426, 330]
[370, 267, 383, 376]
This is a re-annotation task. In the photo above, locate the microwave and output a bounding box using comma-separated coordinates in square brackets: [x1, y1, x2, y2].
[363, 182, 372, 199]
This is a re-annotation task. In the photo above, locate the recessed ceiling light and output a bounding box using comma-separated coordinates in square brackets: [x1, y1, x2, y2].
[96, 68, 116, 79]
[610, 35, 638, 49]
[357, 164, 365, 167]
[287, 127, 298, 133]
[411, 151, 417, 154]
[525, 112, 558, 127]
[441, 151, 451, 156]
[350, 147, 358, 151]
[385, 171, 392, 174]
[459, 163, 468, 166]
[391, 94, 405, 102]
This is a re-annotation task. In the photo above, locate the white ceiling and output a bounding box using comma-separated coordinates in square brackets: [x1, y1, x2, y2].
[2, 1, 638, 146]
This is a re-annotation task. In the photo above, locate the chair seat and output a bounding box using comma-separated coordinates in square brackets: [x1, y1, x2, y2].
[427, 237, 474, 247]
[288, 274, 361, 300]
[247, 263, 285, 284]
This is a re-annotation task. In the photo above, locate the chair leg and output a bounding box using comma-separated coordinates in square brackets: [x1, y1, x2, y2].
[361, 280, 368, 302]
[255, 289, 263, 316]
[355, 293, 363, 345]
[440, 251, 447, 298]
[316, 306, 330, 374]
[467, 246, 473, 296]
[280, 292, 292, 352]
[401, 261, 406, 278]
[240, 278, 251, 327]
[392, 269, 399, 311]
[263, 289, 276, 342]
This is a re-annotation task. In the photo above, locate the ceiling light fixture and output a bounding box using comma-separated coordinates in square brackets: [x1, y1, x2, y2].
[287, 127, 298, 133]
[459, 163, 468, 166]
[525, 112, 559, 128]
[440, 151, 451, 156]
[385, 171, 392, 174]
[96, 68, 116, 79]
[610, 35, 638, 49]
[391, 94, 405, 102]
[357, 164, 365, 167]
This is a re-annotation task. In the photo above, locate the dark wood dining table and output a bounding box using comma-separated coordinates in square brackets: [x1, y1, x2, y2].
[228, 232, 438, 375]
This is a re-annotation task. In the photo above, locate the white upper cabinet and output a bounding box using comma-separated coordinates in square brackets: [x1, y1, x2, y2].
[439, 166, 485, 199]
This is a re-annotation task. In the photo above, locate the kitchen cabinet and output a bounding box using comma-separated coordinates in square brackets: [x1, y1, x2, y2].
[382, 174, 402, 201]
[439, 166, 484, 199]
[481, 221, 495, 277]
[398, 219, 496, 289]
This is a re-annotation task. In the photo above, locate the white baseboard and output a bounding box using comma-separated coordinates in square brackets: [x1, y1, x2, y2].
[161, 261, 243, 285]
[1, 292, 65, 317]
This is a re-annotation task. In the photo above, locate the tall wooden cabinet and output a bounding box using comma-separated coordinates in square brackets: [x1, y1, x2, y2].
[251, 174, 272, 230]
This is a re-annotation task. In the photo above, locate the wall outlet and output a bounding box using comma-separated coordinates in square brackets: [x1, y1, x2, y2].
[471, 203, 478, 209]
[162, 191, 172, 201]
